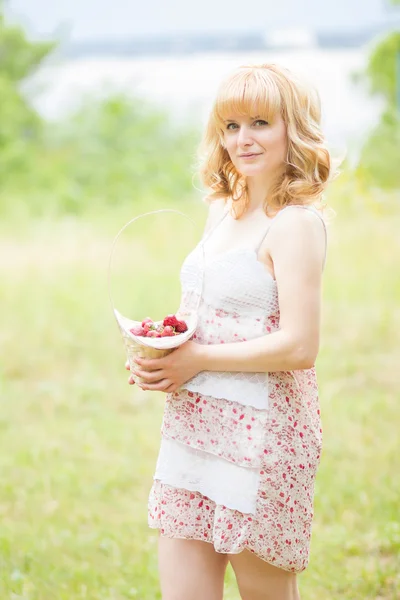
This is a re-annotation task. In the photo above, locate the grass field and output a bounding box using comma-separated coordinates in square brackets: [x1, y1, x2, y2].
[0, 186, 399, 599]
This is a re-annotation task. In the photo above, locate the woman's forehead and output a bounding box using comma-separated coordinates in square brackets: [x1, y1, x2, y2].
[216, 101, 282, 125]
[215, 93, 281, 125]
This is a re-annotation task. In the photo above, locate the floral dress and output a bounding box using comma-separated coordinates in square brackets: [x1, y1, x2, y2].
[148, 204, 327, 573]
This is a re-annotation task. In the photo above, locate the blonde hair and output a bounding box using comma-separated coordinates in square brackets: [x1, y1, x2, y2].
[197, 63, 334, 218]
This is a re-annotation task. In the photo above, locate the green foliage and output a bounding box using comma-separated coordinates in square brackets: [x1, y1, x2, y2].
[0, 13, 56, 82]
[0, 94, 200, 218]
[363, 30, 400, 108]
[0, 3, 199, 218]
[0, 75, 42, 181]
[355, 21, 400, 189]
[45, 94, 199, 214]
[0, 11, 55, 186]
[356, 108, 400, 189]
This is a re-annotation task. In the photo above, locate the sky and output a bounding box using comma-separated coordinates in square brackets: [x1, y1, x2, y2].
[6, 0, 392, 40]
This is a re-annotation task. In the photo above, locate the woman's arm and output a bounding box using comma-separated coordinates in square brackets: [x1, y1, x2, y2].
[199, 207, 327, 372]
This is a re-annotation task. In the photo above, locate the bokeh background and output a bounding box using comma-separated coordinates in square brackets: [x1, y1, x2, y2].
[1, 0, 399, 598]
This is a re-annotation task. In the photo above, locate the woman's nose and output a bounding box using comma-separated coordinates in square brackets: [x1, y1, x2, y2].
[237, 125, 253, 147]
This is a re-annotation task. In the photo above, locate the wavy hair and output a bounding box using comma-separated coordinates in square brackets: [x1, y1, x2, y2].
[197, 63, 335, 218]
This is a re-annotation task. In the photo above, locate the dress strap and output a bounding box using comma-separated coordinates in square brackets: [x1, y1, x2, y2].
[255, 204, 328, 269]
[201, 205, 230, 244]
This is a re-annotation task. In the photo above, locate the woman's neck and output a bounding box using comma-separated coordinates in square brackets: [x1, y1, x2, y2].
[245, 168, 285, 212]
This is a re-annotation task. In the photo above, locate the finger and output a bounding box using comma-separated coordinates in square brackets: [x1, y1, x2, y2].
[135, 369, 164, 383]
[125, 360, 130, 370]
[135, 356, 165, 371]
[128, 375, 135, 385]
[139, 379, 171, 391]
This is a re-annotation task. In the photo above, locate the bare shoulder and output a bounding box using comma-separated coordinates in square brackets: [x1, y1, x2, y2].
[274, 204, 326, 228]
[269, 205, 327, 241]
[267, 205, 327, 273]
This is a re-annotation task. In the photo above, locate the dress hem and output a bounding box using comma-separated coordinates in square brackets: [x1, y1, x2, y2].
[148, 523, 307, 574]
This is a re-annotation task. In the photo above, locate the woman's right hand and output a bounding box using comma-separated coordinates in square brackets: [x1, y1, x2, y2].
[125, 360, 135, 385]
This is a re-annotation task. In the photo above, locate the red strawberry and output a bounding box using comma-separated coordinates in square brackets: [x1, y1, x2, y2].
[163, 314, 180, 328]
[141, 317, 153, 327]
[175, 320, 188, 333]
[146, 330, 159, 337]
[161, 325, 175, 337]
[130, 325, 145, 336]
[142, 322, 155, 334]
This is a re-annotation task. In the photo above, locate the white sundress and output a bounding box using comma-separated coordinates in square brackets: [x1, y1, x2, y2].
[148, 204, 327, 573]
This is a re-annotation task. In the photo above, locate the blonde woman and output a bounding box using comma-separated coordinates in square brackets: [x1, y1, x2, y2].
[127, 63, 333, 600]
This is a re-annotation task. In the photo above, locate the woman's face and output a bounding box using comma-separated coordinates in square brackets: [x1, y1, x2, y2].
[222, 112, 288, 179]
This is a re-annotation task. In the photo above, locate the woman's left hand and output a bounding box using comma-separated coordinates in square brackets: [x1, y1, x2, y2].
[131, 340, 204, 393]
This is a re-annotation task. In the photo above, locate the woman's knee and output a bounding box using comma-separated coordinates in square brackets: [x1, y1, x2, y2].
[158, 535, 229, 600]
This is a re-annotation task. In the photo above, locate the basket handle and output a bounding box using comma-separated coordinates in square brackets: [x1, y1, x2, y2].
[107, 208, 203, 316]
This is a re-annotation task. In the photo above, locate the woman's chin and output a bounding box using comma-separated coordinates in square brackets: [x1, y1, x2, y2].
[238, 165, 270, 178]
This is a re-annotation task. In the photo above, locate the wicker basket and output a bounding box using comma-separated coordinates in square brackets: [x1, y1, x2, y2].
[114, 308, 199, 383]
[108, 210, 204, 385]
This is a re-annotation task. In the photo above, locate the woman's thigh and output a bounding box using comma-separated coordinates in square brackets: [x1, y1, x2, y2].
[158, 534, 229, 600]
[229, 549, 301, 600]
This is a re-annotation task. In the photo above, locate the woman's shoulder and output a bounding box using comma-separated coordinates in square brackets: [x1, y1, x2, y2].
[267, 203, 328, 269]
[272, 203, 328, 232]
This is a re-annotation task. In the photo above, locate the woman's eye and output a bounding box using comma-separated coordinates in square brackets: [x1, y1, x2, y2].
[226, 120, 268, 130]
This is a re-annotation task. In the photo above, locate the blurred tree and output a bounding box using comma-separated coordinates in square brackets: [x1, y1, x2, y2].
[357, 108, 400, 189]
[0, 8, 56, 183]
[40, 93, 198, 215]
[0, 5, 197, 217]
[0, 11, 55, 82]
[363, 30, 400, 109]
[355, 0, 400, 188]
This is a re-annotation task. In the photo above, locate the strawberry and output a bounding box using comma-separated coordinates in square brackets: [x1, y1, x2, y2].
[175, 320, 188, 333]
[134, 315, 188, 337]
[130, 325, 145, 336]
[146, 330, 160, 337]
[141, 317, 153, 327]
[142, 322, 154, 334]
[163, 314, 180, 328]
[161, 325, 175, 337]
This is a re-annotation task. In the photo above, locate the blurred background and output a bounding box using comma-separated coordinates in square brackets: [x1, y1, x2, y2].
[0, 1, 399, 598]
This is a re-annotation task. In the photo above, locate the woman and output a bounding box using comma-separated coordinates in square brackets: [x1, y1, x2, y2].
[126, 63, 333, 600]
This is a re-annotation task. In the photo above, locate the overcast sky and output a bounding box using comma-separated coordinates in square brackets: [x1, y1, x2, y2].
[6, 0, 391, 40]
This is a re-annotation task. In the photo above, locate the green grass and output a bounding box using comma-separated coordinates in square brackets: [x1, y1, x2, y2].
[0, 187, 399, 599]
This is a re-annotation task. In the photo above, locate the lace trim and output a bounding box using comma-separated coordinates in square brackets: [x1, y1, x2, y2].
[182, 371, 269, 409]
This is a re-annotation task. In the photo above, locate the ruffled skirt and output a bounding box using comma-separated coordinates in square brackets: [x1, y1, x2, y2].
[148, 370, 322, 574]
[149, 479, 314, 573]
